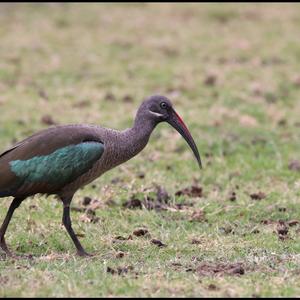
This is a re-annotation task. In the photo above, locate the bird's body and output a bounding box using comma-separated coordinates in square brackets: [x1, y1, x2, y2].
[0, 123, 154, 199]
[0, 95, 201, 257]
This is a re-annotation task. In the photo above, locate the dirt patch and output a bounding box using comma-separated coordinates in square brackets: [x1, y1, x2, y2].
[82, 196, 92, 206]
[72, 198, 103, 218]
[133, 228, 150, 237]
[276, 220, 289, 240]
[123, 185, 179, 211]
[112, 230, 165, 249]
[112, 235, 133, 243]
[250, 228, 260, 234]
[122, 94, 134, 103]
[207, 283, 220, 291]
[193, 262, 245, 276]
[190, 238, 203, 245]
[137, 171, 145, 179]
[287, 220, 299, 227]
[104, 92, 116, 102]
[249, 192, 266, 200]
[41, 114, 57, 126]
[288, 160, 300, 172]
[150, 239, 167, 248]
[122, 184, 203, 212]
[204, 72, 218, 86]
[106, 265, 135, 276]
[125, 186, 168, 211]
[115, 251, 125, 259]
[72, 198, 105, 222]
[123, 198, 143, 209]
[261, 219, 277, 225]
[278, 206, 287, 212]
[228, 191, 237, 201]
[175, 185, 203, 198]
[122, 185, 207, 227]
[261, 219, 294, 240]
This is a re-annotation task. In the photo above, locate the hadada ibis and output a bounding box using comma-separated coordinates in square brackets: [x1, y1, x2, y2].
[0, 95, 201, 257]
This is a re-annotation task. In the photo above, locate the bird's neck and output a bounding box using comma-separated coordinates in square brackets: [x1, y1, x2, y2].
[133, 111, 157, 136]
[119, 115, 157, 160]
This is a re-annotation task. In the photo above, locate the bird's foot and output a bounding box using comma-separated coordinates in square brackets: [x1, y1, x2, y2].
[0, 240, 34, 260]
[0, 240, 14, 259]
[77, 250, 93, 257]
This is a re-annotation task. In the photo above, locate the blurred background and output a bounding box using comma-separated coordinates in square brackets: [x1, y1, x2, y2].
[1, 3, 300, 186]
[1, 3, 300, 182]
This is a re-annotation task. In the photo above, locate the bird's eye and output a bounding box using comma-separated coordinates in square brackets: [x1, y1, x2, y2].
[160, 102, 167, 109]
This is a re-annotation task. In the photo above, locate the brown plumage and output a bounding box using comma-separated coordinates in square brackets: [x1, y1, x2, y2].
[0, 95, 201, 257]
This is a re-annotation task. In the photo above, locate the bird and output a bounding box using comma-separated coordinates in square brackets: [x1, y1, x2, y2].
[0, 95, 202, 257]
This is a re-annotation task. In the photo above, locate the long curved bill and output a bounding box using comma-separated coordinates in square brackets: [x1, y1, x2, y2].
[167, 108, 202, 169]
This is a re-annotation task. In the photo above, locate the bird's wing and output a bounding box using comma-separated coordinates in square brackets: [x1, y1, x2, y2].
[0, 125, 105, 197]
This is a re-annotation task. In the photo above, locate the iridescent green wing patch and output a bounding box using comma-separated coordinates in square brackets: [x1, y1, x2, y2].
[9, 142, 104, 186]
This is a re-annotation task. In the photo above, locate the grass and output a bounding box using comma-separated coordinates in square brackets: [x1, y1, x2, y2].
[1, 3, 300, 297]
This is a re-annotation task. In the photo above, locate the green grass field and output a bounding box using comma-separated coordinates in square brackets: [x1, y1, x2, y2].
[1, 3, 300, 297]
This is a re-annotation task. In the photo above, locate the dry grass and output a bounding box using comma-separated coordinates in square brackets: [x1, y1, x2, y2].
[1, 3, 300, 297]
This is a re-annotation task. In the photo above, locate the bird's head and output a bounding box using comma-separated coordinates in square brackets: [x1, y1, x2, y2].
[139, 95, 202, 169]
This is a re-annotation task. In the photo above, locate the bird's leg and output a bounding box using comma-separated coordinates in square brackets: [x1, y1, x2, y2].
[61, 196, 91, 257]
[0, 197, 24, 257]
